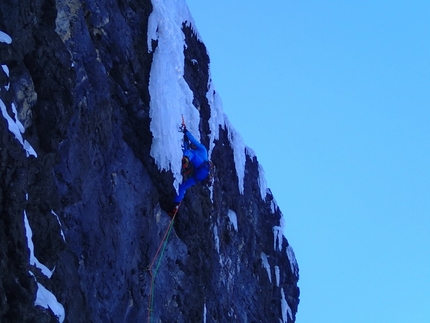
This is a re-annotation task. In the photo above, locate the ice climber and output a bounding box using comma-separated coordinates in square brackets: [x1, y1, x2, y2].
[168, 124, 211, 216]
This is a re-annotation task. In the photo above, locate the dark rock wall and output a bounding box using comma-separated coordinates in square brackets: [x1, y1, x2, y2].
[0, 1, 299, 322]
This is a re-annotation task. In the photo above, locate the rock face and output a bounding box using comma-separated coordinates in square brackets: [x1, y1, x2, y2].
[0, 1, 299, 322]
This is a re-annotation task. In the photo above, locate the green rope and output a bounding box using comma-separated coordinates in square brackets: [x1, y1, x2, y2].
[154, 218, 175, 276]
[147, 205, 180, 323]
[148, 219, 175, 322]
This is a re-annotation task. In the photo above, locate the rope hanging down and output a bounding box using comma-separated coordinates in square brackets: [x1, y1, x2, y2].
[147, 202, 181, 323]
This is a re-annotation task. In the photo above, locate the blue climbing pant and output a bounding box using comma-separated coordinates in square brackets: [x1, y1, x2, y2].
[174, 164, 209, 203]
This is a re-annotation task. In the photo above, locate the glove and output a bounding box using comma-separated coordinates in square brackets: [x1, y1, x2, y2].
[167, 202, 179, 217]
[179, 124, 187, 133]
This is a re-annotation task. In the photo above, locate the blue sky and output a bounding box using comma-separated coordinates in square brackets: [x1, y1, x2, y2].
[186, 1, 430, 322]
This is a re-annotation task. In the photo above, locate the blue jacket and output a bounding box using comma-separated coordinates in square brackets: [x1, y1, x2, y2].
[174, 130, 209, 203]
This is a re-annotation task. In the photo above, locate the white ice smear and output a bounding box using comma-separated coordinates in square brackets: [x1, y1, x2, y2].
[0, 30, 12, 44]
[203, 302, 207, 323]
[51, 210, 66, 242]
[11, 103, 25, 133]
[271, 199, 278, 214]
[213, 224, 220, 253]
[29, 272, 65, 323]
[208, 86, 256, 195]
[0, 100, 37, 157]
[286, 245, 299, 277]
[273, 226, 283, 251]
[275, 265, 280, 287]
[280, 288, 293, 322]
[24, 211, 54, 278]
[260, 252, 272, 283]
[227, 209, 238, 231]
[2, 64, 9, 76]
[258, 163, 268, 200]
[1, 65, 10, 90]
[206, 81, 225, 155]
[224, 116, 246, 194]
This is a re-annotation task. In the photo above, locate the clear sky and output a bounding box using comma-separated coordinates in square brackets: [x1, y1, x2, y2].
[186, 1, 430, 322]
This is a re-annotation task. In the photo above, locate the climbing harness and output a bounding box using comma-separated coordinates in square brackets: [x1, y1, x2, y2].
[181, 156, 194, 180]
[147, 202, 181, 323]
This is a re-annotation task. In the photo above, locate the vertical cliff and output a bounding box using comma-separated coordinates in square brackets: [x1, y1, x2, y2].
[0, 0, 299, 322]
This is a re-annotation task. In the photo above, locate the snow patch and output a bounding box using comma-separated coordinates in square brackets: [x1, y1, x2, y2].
[35, 282, 65, 323]
[24, 211, 54, 278]
[29, 272, 65, 323]
[260, 252, 271, 283]
[227, 209, 238, 231]
[273, 226, 283, 251]
[0, 100, 37, 157]
[0, 30, 12, 44]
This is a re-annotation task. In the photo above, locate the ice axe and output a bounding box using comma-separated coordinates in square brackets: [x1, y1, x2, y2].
[180, 114, 187, 132]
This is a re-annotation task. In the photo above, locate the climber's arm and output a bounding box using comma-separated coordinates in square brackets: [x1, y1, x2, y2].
[185, 130, 206, 153]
